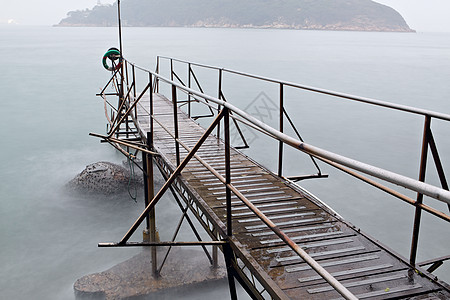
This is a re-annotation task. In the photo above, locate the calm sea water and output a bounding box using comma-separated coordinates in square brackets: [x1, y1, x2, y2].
[1, 25, 449, 299]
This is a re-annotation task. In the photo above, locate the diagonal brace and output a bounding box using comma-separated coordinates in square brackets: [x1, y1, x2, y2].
[114, 109, 226, 245]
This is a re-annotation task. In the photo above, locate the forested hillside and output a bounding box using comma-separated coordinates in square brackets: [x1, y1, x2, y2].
[58, 0, 413, 32]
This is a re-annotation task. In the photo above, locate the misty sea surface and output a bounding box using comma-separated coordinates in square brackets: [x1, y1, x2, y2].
[1, 25, 450, 299]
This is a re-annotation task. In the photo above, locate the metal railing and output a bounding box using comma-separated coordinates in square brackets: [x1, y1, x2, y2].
[95, 56, 450, 300]
[155, 56, 450, 265]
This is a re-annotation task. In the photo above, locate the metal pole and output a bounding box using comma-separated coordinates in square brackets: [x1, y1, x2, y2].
[188, 63, 192, 118]
[278, 83, 284, 177]
[225, 107, 232, 236]
[146, 132, 158, 276]
[170, 58, 174, 81]
[156, 56, 160, 93]
[217, 69, 223, 139]
[410, 115, 431, 266]
[172, 85, 181, 166]
[224, 107, 238, 299]
[117, 0, 124, 120]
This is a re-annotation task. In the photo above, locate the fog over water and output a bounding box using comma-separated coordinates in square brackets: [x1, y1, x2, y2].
[2, 0, 450, 32]
[1, 26, 449, 299]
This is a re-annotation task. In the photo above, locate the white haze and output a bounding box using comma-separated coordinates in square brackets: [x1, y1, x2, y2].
[0, 0, 450, 32]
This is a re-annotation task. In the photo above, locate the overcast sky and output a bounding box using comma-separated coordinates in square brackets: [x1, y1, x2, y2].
[1, 0, 449, 32]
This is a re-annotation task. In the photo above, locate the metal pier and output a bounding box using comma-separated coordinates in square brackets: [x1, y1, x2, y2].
[93, 56, 450, 300]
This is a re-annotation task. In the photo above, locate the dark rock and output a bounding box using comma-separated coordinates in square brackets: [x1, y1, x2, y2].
[68, 161, 143, 194]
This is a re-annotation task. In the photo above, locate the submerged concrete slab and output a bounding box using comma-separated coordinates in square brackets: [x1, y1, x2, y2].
[74, 247, 226, 300]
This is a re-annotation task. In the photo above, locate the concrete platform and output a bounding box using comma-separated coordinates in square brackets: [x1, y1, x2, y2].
[74, 247, 226, 299]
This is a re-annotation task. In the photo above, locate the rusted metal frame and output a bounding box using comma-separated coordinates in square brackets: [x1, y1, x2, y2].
[221, 67, 450, 122]
[99, 241, 227, 247]
[147, 68, 450, 205]
[151, 139, 268, 299]
[172, 70, 186, 87]
[89, 133, 158, 156]
[108, 80, 135, 132]
[99, 93, 118, 113]
[124, 61, 129, 97]
[227, 252, 266, 300]
[132, 64, 137, 125]
[159, 56, 218, 71]
[117, 0, 123, 61]
[221, 151, 238, 300]
[190, 66, 205, 94]
[142, 141, 151, 231]
[216, 69, 223, 140]
[172, 85, 181, 166]
[419, 255, 450, 273]
[153, 114, 355, 298]
[219, 91, 249, 149]
[115, 109, 226, 245]
[101, 138, 136, 159]
[318, 157, 450, 222]
[153, 145, 281, 299]
[278, 83, 284, 177]
[149, 73, 154, 148]
[108, 82, 150, 138]
[155, 56, 160, 93]
[428, 129, 450, 212]
[224, 107, 232, 237]
[125, 63, 132, 151]
[145, 132, 158, 276]
[233, 267, 266, 300]
[158, 202, 206, 273]
[224, 242, 238, 300]
[146, 67, 450, 207]
[188, 67, 215, 119]
[227, 237, 290, 300]
[159, 56, 450, 121]
[180, 92, 281, 142]
[153, 149, 223, 268]
[410, 115, 431, 266]
[170, 58, 174, 81]
[226, 185, 358, 299]
[283, 107, 324, 178]
[160, 184, 215, 268]
[97, 68, 121, 96]
[177, 88, 216, 120]
[154, 164, 214, 268]
[188, 63, 192, 117]
[107, 80, 135, 131]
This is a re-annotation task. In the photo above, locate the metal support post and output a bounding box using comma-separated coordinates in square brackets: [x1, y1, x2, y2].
[278, 83, 284, 177]
[410, 115, 431, 266]
[145, 132, 158, 276]
[188, 63, 192, 118]
[217, 69, 223, 140]
[172, 85, 181, 166]
[224, 107, 238, 299]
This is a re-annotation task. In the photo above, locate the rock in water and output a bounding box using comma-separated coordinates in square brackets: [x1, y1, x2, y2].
[74, 248, 227, 299]
[68, 161, 142, 194]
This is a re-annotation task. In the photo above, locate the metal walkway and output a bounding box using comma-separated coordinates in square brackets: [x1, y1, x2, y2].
[132, 93, 448, 299]
[95, 56, 450, 300]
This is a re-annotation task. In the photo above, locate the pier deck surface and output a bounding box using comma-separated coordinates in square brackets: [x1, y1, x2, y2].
[133, 93, 449, 299]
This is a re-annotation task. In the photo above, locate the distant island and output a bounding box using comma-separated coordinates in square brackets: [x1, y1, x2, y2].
[57, 0, 414, 32]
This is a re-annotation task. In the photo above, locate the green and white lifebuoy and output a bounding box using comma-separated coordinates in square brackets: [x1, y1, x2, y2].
[102, 48, 122, 71]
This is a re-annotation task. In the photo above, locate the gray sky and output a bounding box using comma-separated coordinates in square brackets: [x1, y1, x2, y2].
[0, 0, 449, 32]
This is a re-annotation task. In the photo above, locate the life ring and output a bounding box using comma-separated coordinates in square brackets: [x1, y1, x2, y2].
[102, 48, 122, 71]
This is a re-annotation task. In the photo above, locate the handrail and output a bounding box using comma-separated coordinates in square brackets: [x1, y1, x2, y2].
[158, 56, 450, 122]
[97, 57, 449, 300]
[127, 58, 450, 206]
